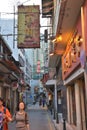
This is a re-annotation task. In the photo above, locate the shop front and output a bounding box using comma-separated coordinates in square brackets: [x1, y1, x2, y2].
[46, 79, 57, 119]
[62, 8, 87, 129]
[51, 0, 87, 129]
[64, 68, 86, 130]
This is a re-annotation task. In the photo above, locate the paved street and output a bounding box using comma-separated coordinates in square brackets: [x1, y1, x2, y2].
[8, 102, 76, 130]
[8, 102, 56, 130]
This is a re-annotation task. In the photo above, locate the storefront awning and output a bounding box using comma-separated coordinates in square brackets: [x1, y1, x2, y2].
[46, 79, 56, 86]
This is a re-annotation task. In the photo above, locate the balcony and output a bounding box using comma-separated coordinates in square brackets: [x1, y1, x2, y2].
[48, 0, 85, 69]
[41, 0, 54, 18]
[53, 0, 85, 55]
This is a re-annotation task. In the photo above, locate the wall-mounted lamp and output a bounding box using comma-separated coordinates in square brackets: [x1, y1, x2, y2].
[78, 35, 83, 42]
[52, 34, 62, 43]
[75, 35, 83, 43]
[56, 34, 62, 41]
[52, 38, 57, 43]
[49, 52, 54, 56]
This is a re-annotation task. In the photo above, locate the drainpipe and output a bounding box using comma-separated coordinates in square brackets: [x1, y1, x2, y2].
[56, 89, 59, 123]
[53, 82, 56, 120]
[53, 94, 56, 120]
[54, 80, 59, 122]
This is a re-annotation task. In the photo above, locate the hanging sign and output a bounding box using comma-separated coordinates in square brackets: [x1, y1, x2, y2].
[17, 5, 40, 48]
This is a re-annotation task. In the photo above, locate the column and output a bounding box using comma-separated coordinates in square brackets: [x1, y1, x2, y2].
[54, 83, 57, 110]
[75, 80, 82, 130]
[67, 86, 71, 123]
[0, 86, 1, 97]
[53, 82, 57, 120]
[69, 87, 73, 124]
[0, 83, 3, 97]
[84, 72, 87, 129]
[80, 80, 86, 130]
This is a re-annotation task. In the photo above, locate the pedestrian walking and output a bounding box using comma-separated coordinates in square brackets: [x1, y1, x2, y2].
[12, 101, 30, 130]
[42, 98, 46, 107]
[0, 97, 12, 130]
[39, 97, 42, 106]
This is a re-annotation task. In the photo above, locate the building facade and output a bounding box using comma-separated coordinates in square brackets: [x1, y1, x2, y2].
[47, 0, 87, 130]
[0, 35, 21, 113]
[0, 18, 32, 112]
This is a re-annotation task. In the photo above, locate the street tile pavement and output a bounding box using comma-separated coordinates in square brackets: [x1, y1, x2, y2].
[8, 102, 48, 130]
[8, 122, 16, 130]
[27, 102, 48, 110]
[53, 120, 77, 130]
[8, 102, 77, 130]
[27, 102, 76, 130]
[27, 102, 77, 130]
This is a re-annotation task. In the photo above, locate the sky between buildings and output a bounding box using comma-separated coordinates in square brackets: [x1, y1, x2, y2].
[0, 0, 47, 34]
[0, 0, 48, 61]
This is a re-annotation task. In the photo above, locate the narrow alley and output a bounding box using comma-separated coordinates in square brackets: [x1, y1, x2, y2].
[0, 0, 87, 130]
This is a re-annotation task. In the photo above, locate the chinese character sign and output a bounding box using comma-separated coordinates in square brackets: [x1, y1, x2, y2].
[18, 5, 40, 48]
[37, 60, 40, 73]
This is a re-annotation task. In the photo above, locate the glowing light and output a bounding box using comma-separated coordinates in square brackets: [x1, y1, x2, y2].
[52, 38, 57, 43]
[79, 38, 83, 42]
[49, 52, 54, 56]
[56, 35, 62, 41]
[52, 35, 62, 43]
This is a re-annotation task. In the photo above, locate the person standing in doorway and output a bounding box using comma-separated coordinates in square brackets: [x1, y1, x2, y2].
[0, 97, 12, 130]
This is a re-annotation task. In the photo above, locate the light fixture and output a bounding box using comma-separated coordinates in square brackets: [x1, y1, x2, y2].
[51, 34, 62, 43]
[56, 34, 62, 41]
[52, 38, 57, 43]
[79, 37, 83, 42]
[76, 35, 83, 42]
[49, 52, 54, 56]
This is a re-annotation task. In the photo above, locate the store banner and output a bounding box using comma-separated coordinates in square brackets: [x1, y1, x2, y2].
[12, 82, 19, 91]
[37, 60, 41, 73]
[17, 5, 40, 48]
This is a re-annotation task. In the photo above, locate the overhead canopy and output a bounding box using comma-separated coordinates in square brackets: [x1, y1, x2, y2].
[41, 0, 53, 18]
[46, 79, 56, 86]
[49, 54, 61, 68]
